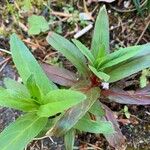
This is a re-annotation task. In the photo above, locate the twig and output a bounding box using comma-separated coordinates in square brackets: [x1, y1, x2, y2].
[74, 24, 93, 39]
[34, 136, 55, 143]
[80, 140, 103, 150]
[0, 62, 8, 72]
[51, 11, 72, 17]
[135, 18, 150, 45]
[83, 0, 89, 13]
[0, 57, 11, 66]
[0, 48, 11, 54]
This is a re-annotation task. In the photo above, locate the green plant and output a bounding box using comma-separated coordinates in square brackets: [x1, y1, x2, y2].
[132, 0, 150, 16]
[140, 68, 150, 88]
[0, 34, 88, 150]
[123, 106, 131, 119]
[46, 5, 150, 149]
[28, 15, 49, 35]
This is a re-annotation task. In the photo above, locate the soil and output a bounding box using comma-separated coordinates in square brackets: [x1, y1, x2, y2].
[0, 0, 150, 150]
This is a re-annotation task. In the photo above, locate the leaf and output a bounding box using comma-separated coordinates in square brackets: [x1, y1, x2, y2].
[89, 65, 110, 82]
[140, 69, 149, 88]
[46, 87, 100, 136]
[106, 43, 150, 83]
[133, 0, 143, 16]
[75, 117, 114, 134]
[22, 0, 32, 11]
[98, 45, 142, 69]
[4, 78, 30, 98]
[91, 5, 110, 58]
[28, 15, 49, 35]
[37, 89, 86, 117]
[72, 39, 95, 64]
[0, 114, 47, 150]
[102, 86, 150, 105]
[64, 129, 75, 150]
[89, 100, 105, 117]
[10, 34, 57, 95]
[46, 32, 89, 75]
[26, 75, 42, 103]
[42, 63, 78, 86]
[0, 89, 39, 112]
[102, 104, 125, 149]
[124, 106, 131, 119]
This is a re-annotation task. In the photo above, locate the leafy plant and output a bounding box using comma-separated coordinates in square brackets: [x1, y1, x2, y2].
[123, 106, 131, 119]
[46, 5, 150, 149]
[0, 34, 87, 150]
[132, 0, 150, 16]
[28, 15, 49, 35]
[140, 68, 150, 88]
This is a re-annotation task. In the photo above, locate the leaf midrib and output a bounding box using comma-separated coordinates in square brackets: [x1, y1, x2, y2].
[2, 116, 41, 150]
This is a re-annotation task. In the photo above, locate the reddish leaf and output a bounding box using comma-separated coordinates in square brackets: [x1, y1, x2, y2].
[102, 104, 126, 149]
[102, 86, 150, 105]
[41, 63, 78, 86]
[46, 87, 100, 136]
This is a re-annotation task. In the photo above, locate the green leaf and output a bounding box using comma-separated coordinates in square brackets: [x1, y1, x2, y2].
[72, 39, 95, 64]
[89, 65, 110, 82]
[140, 69, 149, 88]
[97, 45, 142, 70]
[46, 32, 89, 75]
[106, 43, 150, 83]
[0, 114, 47, 150]
[96, 45, 106, 61]
[75, 117, 114, 134]
[26, 75, 42, 103]
[89, 100, 105, 117]
[22, 0, 32, 11]
[10, 33, 57, 95]
[0, 89, 39, 112]
[91, 5, 109, 58]
[37, 89, 86, 117]
[28, 15, 49, 35]
[46, 87, 100, 136]
[64, 129, 75, 150]
[4, 78, 30, 98]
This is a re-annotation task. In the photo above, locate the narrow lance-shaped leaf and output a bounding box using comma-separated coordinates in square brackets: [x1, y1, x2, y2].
[75, 116, 114, 134]
[0, 114, 48, 150]
[64, 129, 75, 150]
[97, 45, 142, 70]
[42, 63, 78, 87]
[26, 75, 42, 103]
[89, 100, 105, 117]
[46, 87, 100, 136]
[89, 65, 110, 82]
[0, 89, 39, 112]
[106, 43, 150, 83]
[10, 34, 57, 95]
[46, 32, 89, 75]
[91, 5, 110, 58]
[4, 78, 30, 98]
[102, 85, 150, 105]
[37, 89, 86, 117]
[102, 104, 126, 149]
[72, 39, 95, 64]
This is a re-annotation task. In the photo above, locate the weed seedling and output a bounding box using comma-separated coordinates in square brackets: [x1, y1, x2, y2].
[46, 5, 150, 149]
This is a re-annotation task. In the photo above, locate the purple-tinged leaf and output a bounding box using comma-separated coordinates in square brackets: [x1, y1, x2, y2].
[46, 87, 100, 137]
[42, 63, 78, 86]
[102, 104, 126, 149]
[102, 86, 150, 105]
